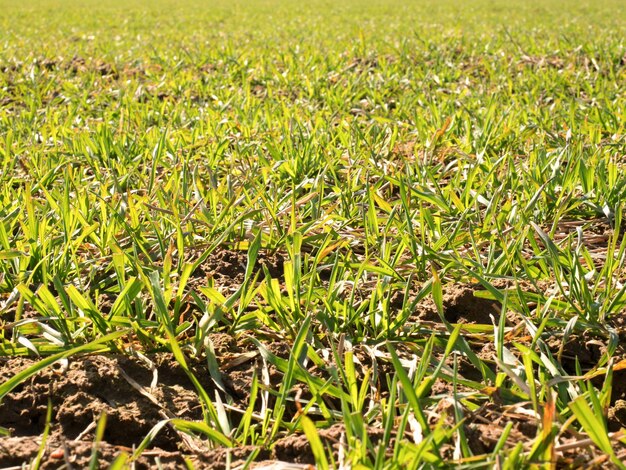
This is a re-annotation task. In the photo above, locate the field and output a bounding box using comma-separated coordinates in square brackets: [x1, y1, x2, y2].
[0, 0, 625, 467]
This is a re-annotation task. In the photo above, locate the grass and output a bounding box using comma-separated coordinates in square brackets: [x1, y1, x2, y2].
[0, 0, 626, 467]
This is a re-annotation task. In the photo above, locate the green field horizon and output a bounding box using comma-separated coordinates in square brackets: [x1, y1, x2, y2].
[1, 0, 625, 467]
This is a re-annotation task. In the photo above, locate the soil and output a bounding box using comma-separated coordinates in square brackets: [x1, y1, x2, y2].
[0, 437, 269, 470]
[2, 248, 625, 467]
[407, 283, 505, 325]
[0, 344, 380, 468]
[0, 354, 213, 451]
[272, 423, 386, 464]
[0, 347, 302, 469]
[189, 247, 286, 292]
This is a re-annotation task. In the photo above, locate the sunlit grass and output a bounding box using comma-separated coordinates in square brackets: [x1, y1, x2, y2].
[1, 0, 626, 467]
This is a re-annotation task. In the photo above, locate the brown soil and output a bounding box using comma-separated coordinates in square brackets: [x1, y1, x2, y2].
[3, 246, 625, 467]
[273, 423, 387, 464]
[0, 345, 385, 468]
[188, 247, 286, 291]
[464, 402, 538, 455]
[0, 354, 213, 451]
[0, 345, 314, 468]
[0, 437, 271, 470]
[543, 329, 626, 432]
[414, 283, 503, 325]
[0, 328, 364, 468]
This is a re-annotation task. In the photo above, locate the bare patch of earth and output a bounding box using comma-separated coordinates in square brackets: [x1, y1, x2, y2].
[2, 274, 625, 467]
